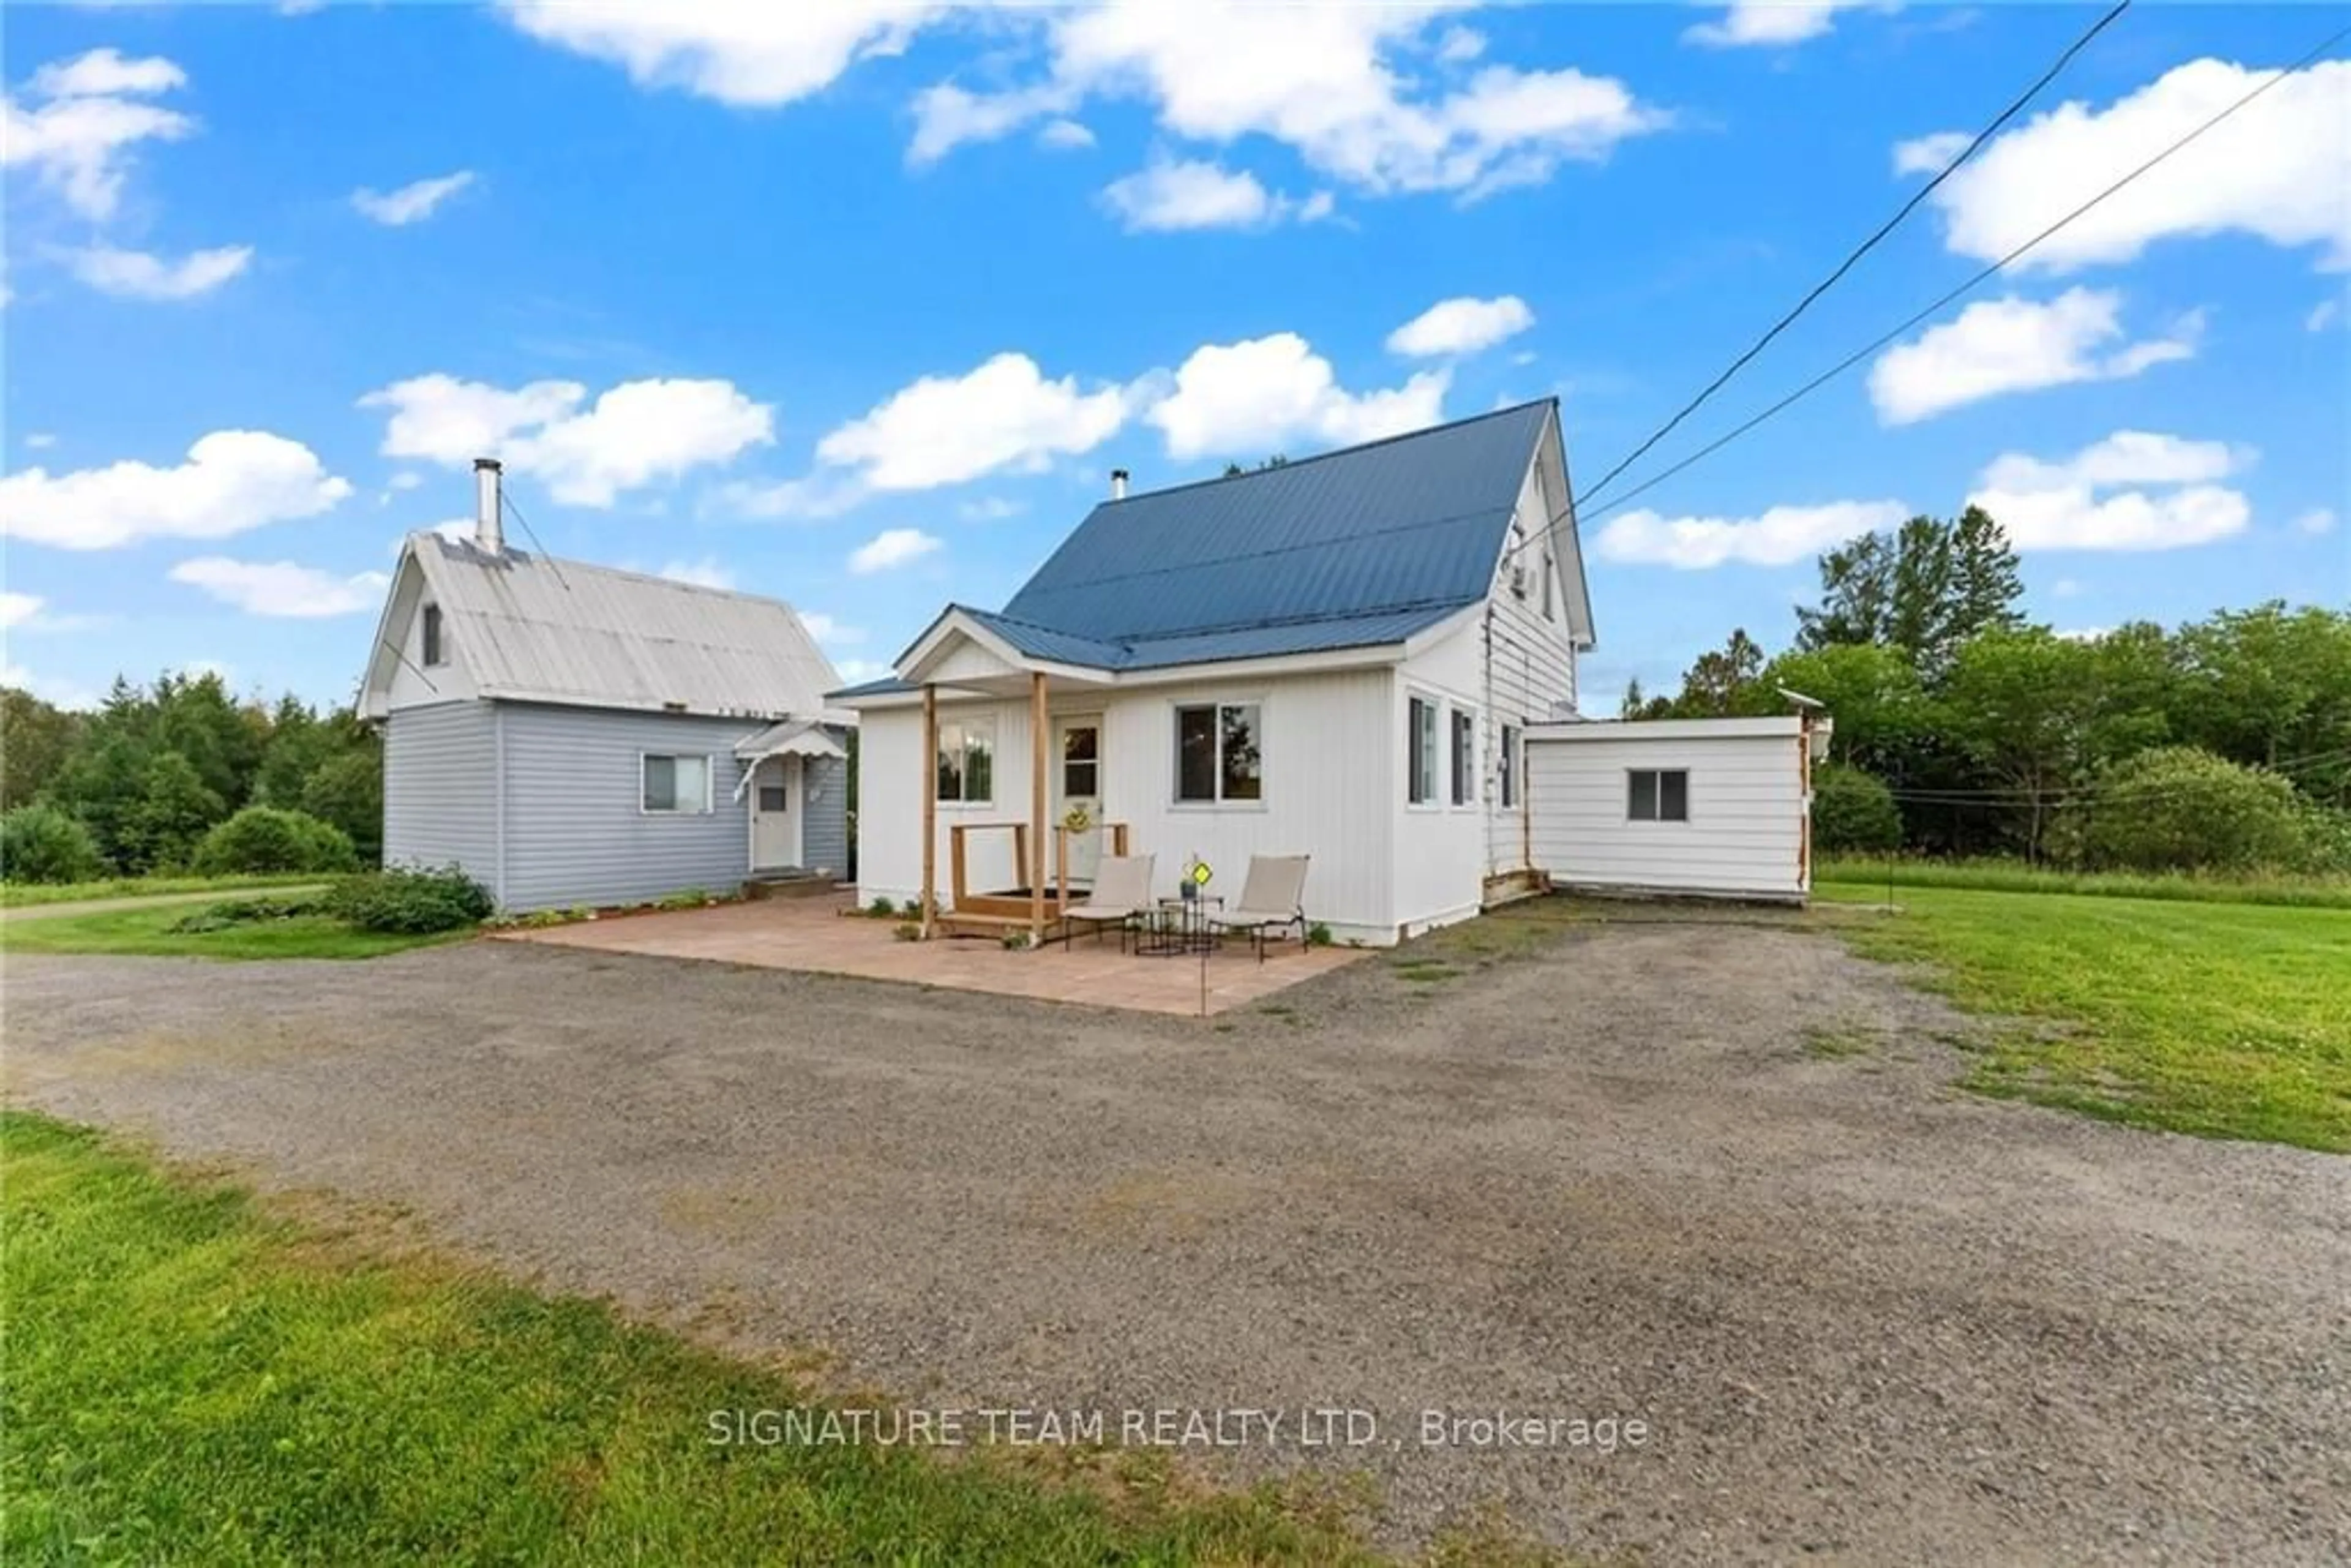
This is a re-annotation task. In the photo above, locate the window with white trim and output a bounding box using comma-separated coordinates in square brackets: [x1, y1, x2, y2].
[1174, 702, 1261, 803]
[1499, 724, 1520, 808]
[1407, 697, 1438, 805]
[1628, 768, 1689, 823]
[421, 603, 444, 666]
[936, 717, 994, 805]
[1450, 708, 1475, 806]
[642, 754, 713, 814]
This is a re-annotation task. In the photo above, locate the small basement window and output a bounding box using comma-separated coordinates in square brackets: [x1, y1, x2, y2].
[1628, 768, 1689, 823]
[642, 754, 713, 814]
[421, 602, 444, 666]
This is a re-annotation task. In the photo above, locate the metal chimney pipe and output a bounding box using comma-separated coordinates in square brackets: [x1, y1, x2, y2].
[1110, 467, 1129, 501]
[473, 457, 503, 554]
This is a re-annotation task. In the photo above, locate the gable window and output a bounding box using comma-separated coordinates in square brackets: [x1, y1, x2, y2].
[1540, 551, 1556, 621]
[1499, 724, 1520, 808]
[1174, 702, 1261, 803]
[936, 717, 995, 805]
[421, 602, 444, 666]
[1628, 768, 1689, 823]
[1407, 697, 1438, 805]
[1450, 708, 1475, 806]
[642, 754, 713, 814]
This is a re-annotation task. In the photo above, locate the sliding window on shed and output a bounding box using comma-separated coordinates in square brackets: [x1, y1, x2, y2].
[1627, 768, 1689, 822]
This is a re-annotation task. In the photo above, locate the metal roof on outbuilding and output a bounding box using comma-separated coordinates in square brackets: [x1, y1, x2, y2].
[392, 535, 842, 721]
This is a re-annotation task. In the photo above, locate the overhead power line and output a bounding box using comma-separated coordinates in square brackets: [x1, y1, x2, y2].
[1577, 0, 2134, 508]
[1498, 17, 2351, 569]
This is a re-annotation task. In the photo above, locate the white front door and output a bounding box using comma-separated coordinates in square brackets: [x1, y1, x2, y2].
[751, 756, 802, 869]
[1053, 715, 1104, 887]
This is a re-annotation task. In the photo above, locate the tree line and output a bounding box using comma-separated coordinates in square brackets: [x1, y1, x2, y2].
[1619, 506, 2351, 872]
[2, 673, 381, 880]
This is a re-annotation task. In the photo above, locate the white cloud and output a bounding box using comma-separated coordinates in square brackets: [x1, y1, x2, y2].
[0, 661, 102, 710]
[1100, 156, 1329, 232]
[351, 170, 476, 226]
[387, 471, 423, 491]
[2055, 626, 2114, 643]
[1434, 26, 1487, 65]
[656, 557, 735, 590]
[1595, 499, 1908, 569]
[2, 48, 195, 220]
[361, 373, 774, 506]
[1, 591, 43, 630]
[0, 591, 108, 635]
[0, 431, 352, 550]
[1968, 430, 2254, 551]
[2309, 299, 2342, 332]
[958, 495, 1023, 522]
[1038, 117, 1095, 149]
[831, 657, 887, 685]
[798, 611, 865, 644]
[1685, 1, 1877, 48]
[816, 353, 1134, 491]
[2292, 507, 2337, 536]
[849, 527, 941, 574]
[1899, 58, 2351, 274]
[60, 243, 252, 300]
[1387, 293, 1535, 358]
[168, 557, 391, 618]
[499, 1, 959, 108]
[1868, 288, 2198, 424]
[1146, 332, 1449, 461]
[913, 6, 1668, 200]
[23, 432, 57, 450]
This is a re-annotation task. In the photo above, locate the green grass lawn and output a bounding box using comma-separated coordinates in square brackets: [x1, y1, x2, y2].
[1818, 884, 2351, 1153]
[0, 904, 459, 960]
[0, 872, 328, 909]
[1, 1112, 1404, 1566]
[1814, 855, 2351, 910]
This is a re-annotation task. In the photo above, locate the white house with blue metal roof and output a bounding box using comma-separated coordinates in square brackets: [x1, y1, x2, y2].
[834, 400, 1618, 945]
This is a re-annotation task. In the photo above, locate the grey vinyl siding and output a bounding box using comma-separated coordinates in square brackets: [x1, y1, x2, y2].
[496, 703, 759, 912]
[383, 701, 500, 888]
[801, 743, 850, 876]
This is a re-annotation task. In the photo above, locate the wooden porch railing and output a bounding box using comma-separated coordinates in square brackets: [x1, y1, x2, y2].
[943, 820, 1130, 920]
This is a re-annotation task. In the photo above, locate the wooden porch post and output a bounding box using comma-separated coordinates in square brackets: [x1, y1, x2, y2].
[1029, 670, 1048, 944]
[920, 683, 938, 939]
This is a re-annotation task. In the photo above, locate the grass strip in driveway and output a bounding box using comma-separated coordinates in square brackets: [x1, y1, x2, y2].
[0, 1112, 1406, 1566]
[0, 904, 453, 960]
[0, 873, 329, 910]
[1818, 884, 2350, 1153]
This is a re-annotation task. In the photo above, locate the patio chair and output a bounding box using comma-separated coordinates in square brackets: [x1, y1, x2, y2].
[1062, 853, 1155, 951]
[1207, 854, 1311, 962]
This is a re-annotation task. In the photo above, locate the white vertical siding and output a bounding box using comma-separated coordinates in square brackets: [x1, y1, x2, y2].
[1526, 732, 1807, 899]
[1393, 631, 1486, 936]
[856, 669, 1400, 941]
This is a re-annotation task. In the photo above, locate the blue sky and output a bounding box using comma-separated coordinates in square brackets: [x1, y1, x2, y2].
[4, 1, 2345, 715]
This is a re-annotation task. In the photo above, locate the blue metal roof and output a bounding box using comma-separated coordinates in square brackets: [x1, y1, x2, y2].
[828, 402, 1557, 701]
[1002, 400, 1553, 645]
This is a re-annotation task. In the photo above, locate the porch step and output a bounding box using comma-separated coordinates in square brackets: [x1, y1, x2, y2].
[742, 871, 839, 901]
[932, 910, 1057, 941]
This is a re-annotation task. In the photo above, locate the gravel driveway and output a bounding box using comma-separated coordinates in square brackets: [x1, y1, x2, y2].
[6, 905, 2346, 1563]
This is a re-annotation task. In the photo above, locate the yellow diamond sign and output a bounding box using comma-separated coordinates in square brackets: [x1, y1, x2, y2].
[1190, 861, 1213, 886]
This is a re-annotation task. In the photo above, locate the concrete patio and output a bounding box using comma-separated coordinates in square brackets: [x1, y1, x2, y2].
[495, 893, 1362, 1016]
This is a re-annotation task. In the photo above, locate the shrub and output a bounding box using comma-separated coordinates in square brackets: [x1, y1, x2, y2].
[0, 804, 105, 884]
[193, 806, 361, 876]
[654, 888, 714, 910]
[1812, 762, 1903, 854]
[1307, 921, 1333, 947]
[2078, 747, 2311, 874]
[324, 866, 493, 934]
[168, 894, 324, 935]
[866, 897, 896, 917]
